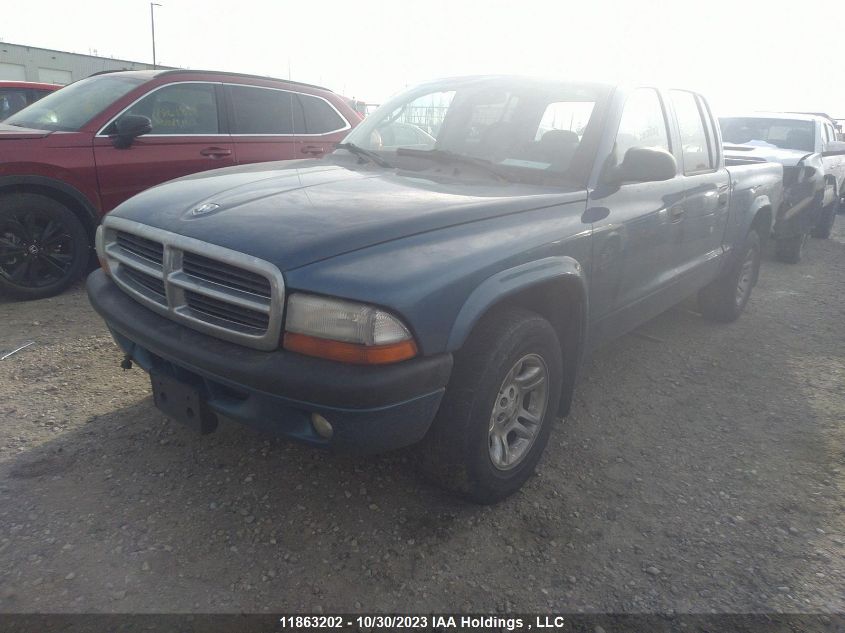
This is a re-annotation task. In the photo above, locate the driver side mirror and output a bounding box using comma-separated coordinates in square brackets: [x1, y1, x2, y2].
[112, 114, 152, 149]
[603, 147, 678, 185]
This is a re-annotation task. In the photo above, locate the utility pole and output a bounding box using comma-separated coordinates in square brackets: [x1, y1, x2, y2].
[150, 3, 162, 68]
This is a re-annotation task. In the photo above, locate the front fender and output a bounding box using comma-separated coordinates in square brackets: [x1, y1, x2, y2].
[446, 256, 587, 350]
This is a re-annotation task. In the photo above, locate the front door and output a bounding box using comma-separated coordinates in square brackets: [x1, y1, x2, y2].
[668, 90, 729, 292]
[588, 88, 685, 348]
[94, 82, 235, 212]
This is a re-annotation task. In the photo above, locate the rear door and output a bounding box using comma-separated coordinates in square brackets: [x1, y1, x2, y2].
[667, 90, 730, 290]
[225, 84, 351, 164]
[93, 81, 235, 212]
[588, 87, 686, 345]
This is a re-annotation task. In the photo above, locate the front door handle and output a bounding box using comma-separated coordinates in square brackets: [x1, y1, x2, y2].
[669, 205, 685, 221]
[200, 147, 232, 158]
[301, 145, 325, 155]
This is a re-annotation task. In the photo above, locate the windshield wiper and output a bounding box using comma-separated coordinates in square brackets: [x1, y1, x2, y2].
[334, 142, 393, 168]
[395, 147, 511, 182]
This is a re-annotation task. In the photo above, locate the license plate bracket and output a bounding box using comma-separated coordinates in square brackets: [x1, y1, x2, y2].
[150, 371, 217, 434]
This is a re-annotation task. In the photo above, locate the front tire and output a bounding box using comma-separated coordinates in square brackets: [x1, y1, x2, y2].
[418, 307, 563, 504]
[698, 229, 761, 323]
[775, 232, 807, 264]
[0, 193, 89, 300]
[811, 198, 838, 239]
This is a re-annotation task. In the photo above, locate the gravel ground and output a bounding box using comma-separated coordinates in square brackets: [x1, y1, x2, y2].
[0, 218, 843, 615]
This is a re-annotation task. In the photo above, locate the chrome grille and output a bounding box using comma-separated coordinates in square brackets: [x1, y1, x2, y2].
[99, 217, 285, 351]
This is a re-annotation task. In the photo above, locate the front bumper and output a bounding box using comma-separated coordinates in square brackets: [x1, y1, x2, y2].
[87, 270, 452, 453]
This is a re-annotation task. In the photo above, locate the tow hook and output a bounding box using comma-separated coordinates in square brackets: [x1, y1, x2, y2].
[120, 354, 133, 371]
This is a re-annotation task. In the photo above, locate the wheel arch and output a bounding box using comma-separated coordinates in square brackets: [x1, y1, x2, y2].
[0, 176, 100, 242]
[446, 257, 588, 416]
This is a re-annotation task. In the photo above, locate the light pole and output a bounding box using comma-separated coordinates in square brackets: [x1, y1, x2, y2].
[150, 2, 162, 68]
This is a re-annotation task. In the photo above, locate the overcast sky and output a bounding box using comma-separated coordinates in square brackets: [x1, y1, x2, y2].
[2, 0, 843, 116]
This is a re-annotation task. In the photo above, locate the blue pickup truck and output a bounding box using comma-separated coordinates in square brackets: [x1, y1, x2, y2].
[88, 76, 782, 503]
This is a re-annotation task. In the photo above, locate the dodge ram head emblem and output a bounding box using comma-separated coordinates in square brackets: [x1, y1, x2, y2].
[188, 202, 221, 217]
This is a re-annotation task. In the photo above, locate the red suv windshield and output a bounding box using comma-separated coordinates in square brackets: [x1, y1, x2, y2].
[5, 74, 145, 132]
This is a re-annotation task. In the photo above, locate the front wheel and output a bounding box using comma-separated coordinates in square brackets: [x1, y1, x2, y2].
[811, 198, 838, 239]
[418, 307, 563, 504]
[0, 193, 89, 300]
[775, 232, 807, 264]
[698, 229, 761, 323]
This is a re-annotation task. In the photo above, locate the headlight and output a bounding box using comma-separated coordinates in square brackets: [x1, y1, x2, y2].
[95, 225, 110, 276]
[283, 293, 417, 364]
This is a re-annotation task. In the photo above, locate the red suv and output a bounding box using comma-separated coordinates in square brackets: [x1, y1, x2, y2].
[0, 70, 362, 299]
[0, 81, 60, 121]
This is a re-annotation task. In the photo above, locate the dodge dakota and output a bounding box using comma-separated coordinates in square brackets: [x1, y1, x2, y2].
[88, 77, 783, 502]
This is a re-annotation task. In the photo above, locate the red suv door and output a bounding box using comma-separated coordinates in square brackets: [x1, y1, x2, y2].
[93, 81, 235, 212]
[224, 83, 351, 164]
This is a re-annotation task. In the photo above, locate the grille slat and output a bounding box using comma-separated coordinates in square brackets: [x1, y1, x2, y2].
[185, 291, 270, 331]
[116, 232, 164, 265]
[183, 252, 271, 298]
[122, 266, 166, 300]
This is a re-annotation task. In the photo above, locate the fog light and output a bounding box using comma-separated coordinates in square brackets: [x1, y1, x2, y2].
[311, 413, 333, 440]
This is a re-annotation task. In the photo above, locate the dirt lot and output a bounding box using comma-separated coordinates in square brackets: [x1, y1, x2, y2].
[0, 219, 843, 615]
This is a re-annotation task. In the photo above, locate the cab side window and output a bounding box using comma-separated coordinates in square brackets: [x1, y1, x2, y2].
[670, 90, 714, 173]
[299, 93, 347, 134]
[122, 83, 219, 135]
[0, 88, 30, 119]
[227, 85, 306, 135]
[614, 88, 670, 161]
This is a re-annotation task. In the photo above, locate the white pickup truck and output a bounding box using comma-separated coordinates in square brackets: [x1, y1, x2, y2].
[721, 113, 845, 242]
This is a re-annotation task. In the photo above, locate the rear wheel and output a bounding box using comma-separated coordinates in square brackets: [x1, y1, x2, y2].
[418, 307, 563, 504]
[0, 193, 89, 300]
[698, 229, 761, 322]
[775, 231, 807, 263]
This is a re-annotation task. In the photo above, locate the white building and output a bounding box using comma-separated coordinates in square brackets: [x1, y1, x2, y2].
[0, 41, 172, 85]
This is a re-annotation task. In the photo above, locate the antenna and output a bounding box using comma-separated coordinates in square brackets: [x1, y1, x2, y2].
[288, 57, 303, 186]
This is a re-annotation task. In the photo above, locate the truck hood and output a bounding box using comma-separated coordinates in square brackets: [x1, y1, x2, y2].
[110, 159, 586, 271]
[723, 143, 814, 167]
[0, 123, 52, 140]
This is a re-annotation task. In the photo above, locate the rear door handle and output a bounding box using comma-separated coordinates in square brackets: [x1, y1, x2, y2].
[301, 145, 325, 155]
[200, 147, 232, 158]
[669, 205, 685, 221]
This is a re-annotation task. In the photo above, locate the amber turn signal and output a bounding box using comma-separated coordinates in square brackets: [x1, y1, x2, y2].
[283, 332, 417, 365]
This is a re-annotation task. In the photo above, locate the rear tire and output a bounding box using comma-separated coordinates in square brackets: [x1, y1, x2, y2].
[775, 232, 807, 264]
[698, 229, 761, 323]
[0, 193, 89, 300]
[418, 307, 563, 504]
[811, 198, 838, 239]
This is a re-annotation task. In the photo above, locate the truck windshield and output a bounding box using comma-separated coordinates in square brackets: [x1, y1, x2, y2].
[4, 75, 145, 132]
[341, 78, 606, 183]
[720, 117, 815, 153]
